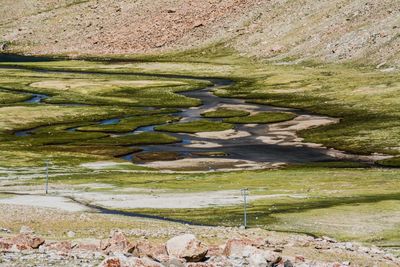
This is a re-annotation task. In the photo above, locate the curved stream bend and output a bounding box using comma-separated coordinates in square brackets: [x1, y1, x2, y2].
[4, 63, 381, 167]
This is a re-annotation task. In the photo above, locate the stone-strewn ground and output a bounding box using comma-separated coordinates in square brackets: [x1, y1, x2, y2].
[0, 204, 399, 266]
[1, 0, 399, 66]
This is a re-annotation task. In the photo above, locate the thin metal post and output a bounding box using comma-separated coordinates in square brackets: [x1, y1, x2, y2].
[241, 188, 249, 228]
[45, 160, 49, 194]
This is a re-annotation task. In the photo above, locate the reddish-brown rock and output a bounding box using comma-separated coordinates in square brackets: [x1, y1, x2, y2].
[99, 257, 123, 267]
[44, 241, 73, 255]
[166, 234, 208, 262]
[134, 240, 168, 261]
[10, 234, 45, 250]
[0, 238, 13, 251]
[101, 230, 136, 254]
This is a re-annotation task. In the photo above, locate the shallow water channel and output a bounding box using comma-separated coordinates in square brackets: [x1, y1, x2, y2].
[0, 55, 364, 167]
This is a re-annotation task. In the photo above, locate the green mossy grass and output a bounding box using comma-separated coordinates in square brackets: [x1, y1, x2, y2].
[155, 119, 233, 133]
[80, 132, 180, 146]
[201, 107, 250, 118]
[77, 114, 181, 133]
[223, 111, 296, 124]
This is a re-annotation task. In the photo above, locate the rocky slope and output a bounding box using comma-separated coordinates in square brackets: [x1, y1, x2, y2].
[1, 0, 399, 65]
[1, 227, 399, 267]
[0, 203, 399, 266]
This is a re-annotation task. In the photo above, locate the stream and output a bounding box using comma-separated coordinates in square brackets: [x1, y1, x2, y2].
[0, 56, 371, 167]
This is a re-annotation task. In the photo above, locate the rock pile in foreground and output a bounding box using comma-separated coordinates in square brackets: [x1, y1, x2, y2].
[0, 227, 399, 267]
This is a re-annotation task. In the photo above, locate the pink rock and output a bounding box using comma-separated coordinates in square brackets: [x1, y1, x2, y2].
[101, 230, 136, 254]
[0, 238, 13, 251]
[10, 234, 45, 250]
[134, 240, 168, 261]
[127, 257, 164, 267]
[166, 234, 208, 262]
[44, 241, 72, 255]
[99, 257, 124, 267]
[222, 238, 255, 256]
[75, 240, 101, 252]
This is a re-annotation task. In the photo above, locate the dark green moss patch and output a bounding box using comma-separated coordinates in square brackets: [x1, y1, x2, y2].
[155, 120, 233, 133]
[224, 111, 296, 124]
[201, 108, 250, 118]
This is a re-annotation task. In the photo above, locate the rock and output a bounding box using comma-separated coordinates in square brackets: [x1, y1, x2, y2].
[0, 42, 8, 51]
[75, 239, 101, 252]
[166, 234, 208, 262]
[248, 251, 270, 267]
[322, 236, 337, 243]
[223, 238, 280, 266]
[160, 257, 185, 267]
[67, 231, 76, 238]
[193, 22, 204, 28]
[270, 45, 285, 53]
[127, 257, 163, 267]
[19, 225, 34, 234]
[43, 241, 72, 255]
[344, 242, 354, 251]
[10, 234, 45, 250]
[0, 238, 13, 251]
[222, 238, 254, 257]
[99, 256, 125, 267]
[206, 256, 233, 267]
[0, 227, 11, 233]
[284, 259, 294, 267]
[134, 240, 168, 261]
[101, 230, 136, 254]
[295, 255, 305, 262]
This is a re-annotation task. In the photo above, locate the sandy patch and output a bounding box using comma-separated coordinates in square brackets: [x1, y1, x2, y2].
[80, 161, 132, 169]
[71, 190, 267, 209]
[184, 140, 222, 148]
[141, 158, 267, 171]
[0, 195, 89, 212]
[194, 129, 251, 139]
[255, 115, 338, 146]
[218, 104, 259, 114]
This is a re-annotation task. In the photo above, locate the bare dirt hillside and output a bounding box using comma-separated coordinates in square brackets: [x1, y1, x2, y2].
[0, 0, 399, 65]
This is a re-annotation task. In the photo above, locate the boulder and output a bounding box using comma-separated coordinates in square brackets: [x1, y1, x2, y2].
[0, 238, 13, 251]
[75, 239, 102, 252]
[126, 256, 164, 267]
[223, 238, 280, 266]
[134, 240, 168, 261]
[166, 234, 208, 262]
[43, 241, 73, 255]
[10, 233, 45, 250]
[99, 256, 163, 267]
[99, 256, 125, 267]
[101, 230, 136, 254]
[222, 238, 255, 257]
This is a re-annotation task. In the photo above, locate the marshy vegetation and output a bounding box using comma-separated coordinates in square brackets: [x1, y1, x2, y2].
[1, 48, 400, 249]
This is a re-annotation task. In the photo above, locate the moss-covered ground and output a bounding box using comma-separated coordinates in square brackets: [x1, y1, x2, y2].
[223, 111, 296, 124]
[155, 119, 233, 133]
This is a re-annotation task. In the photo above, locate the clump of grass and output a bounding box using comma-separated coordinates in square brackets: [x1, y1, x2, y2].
[77, 115, 180, 133]
[81, 132, 181, 146]
[223, 111, 296, 124]
[201, 107, 250, 118]
[377, 157, 400, 168]
[155, 120, 233, 133]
